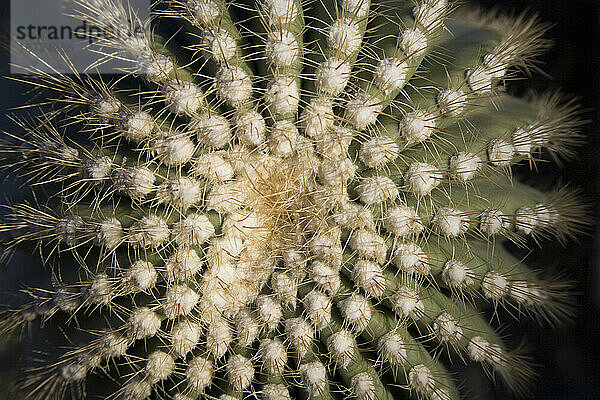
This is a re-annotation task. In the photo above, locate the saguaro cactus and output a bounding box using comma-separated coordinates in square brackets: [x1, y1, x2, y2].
[0, 0, 587, 399]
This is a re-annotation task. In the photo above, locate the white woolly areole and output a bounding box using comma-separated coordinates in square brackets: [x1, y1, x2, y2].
[433, 312, 463, 342]
[259, 338, 287, 374]
[468, 66, 494, 93]
[172, 213, 215, 246]
[265, 76, 300, 115]
[266, 30, 299, 66]
[194, 153, 234, 182]
[96, 217, 122, 249]
[384, 205, 423, 237]
[515, 206, 537, 234]
[328, 18, 362, 56]
[431, 207, 470, 237]
[310, 228, 343, 267]
[53, 286, 80, 313]
[413, 0, 447, 30]
[378, 330, 407, 366]
[408, 364, 434, 394]
[375, 57, 409, 93]
[510, 281, 546, 306]
[226, 354, 254, 391]
[345, 93, 383, 129]
[207, 181, 248, 213]
[284, 317, 314, 357]
[60, 363, 87, 381]
[124, 260, 157, 293]
[398, 28, 428, 58]
[391, 286, 425, 319]
[55, 215, 83, 245]
[263, 383, 292, 400]
[303, 290, 332, 329]
[479, 209, 511, 235]
[128, 307, 161, 340]
[265, 0, 298, 26]
[481, 271, 509, 300]
[334, 202, 375, 230]
[165, 81, 203, 115]
[172, 321, 201, 356]
[215, 65, 252, 105]
[192, 114, 232, 149]
[233, 109, 266, 147]
[349, 229, 386, 262]
[299, 361, 327, 397]
[351, 372, 376, 400]
[269, 120, 300, 157]
[256, 295, 283, 331]
[165, 247, 203, 281]
[186, 356, 214, 393]
[187, 0, 220, 25]
[122, 378, 152, 400]
[153, 133, 195, 166]
[449, 152, 481, 181]
[124, 111, 153, 141]
[129, 215, 170, 248]
[393, 242, 429, 274]
[146, 351, 175, 383]
[206, 316, 232, 359]
[326, 329, 354, 368]
[401, 109, 436, 143]
[357, 175, 399, 204]
[315, 58, 351, 95]
[339, 293, 371, 331]
[487, 139, 515, 166]
[223, 209, 261, 239]
[86, 274, 112, 305]
[157, 177, 203, 210]
[84, 156, 112, 180]
[163, 284, 200, 319]
[201, 27, 236, 63]
[310, 261, 341, 294]
[442, 259, 474, 288]
[235, 309, 259, 347]
[92, 97, 120, 117]
[114, 166, 155, 198]
[359, 136, 401, 168]
[352, 260, 386, 298]
[437, 88, 467, 116]
[512, 126, 537, 155]
[138, 53, 175, 82]
[301, 99, 334, 138]
[319, 157, 356, 186]
[100, 332, 129, 358]
[403, 162, 442, 195]
[340, 0, 370, 16]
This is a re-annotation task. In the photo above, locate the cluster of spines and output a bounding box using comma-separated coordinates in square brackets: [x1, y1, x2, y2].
[0, 0, 587, 400]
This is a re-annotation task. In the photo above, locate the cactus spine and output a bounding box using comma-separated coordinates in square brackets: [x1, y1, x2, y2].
[0, 0, 587, 399]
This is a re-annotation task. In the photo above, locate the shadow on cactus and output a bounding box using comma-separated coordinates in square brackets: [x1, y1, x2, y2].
[0, 0, 590, 399]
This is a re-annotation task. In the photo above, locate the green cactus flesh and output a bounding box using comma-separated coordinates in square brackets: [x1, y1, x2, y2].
[0, 0, 587, 399]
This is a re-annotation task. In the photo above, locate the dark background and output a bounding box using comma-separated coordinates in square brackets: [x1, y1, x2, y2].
[0, 0, 598, 398]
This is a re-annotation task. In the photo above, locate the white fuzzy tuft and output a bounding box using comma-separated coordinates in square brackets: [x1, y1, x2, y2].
[122, 378, 152, 400]
[339, 293, 371, 332]
[266, 30, 299, 66]
[403, 162, 442, 195]
[375, 57, 409, 93]
[233, 109, 267, 147]
[128, 307, 161, 340]
[271, 271, 298, 304]
[165, 247, 203, 281]
[384, 205, 423, 237]
[153, 133, 196, 166]
[96, 217, 123, 249]
[431, 207, 470, 237]
[284, 317, 314, 357]
[326, 329, 355, 368]
[393, 243, 429, 275]
[467, 336, 503, 365]
[333, 202, 375, 230]
[157, 177, 203, 210]
[487, 139, 515, 166]
[301, 99, 334, 138]
[351, 372, 376, 400]
[310, 260, 341, 294]
[84, 156, 112, 180]
[265, 76, 300, 115]
[437, 88, 467, 117]
[315, 58, 351, 95]
[328, 18, 362, 56]
[165, 81, 203, 115]
[340, 0, 370, 16]
[263, 383, 292, 400]
[378, 330, 407, 367]
[479, 209, 511, 235]
[265, 0, 298, 26]
[413, 0, 447, 30]
[259, 338, 287, 374]
[215, 65, 253, 105]
[124, 111, 154, 141]
[114, 166, 155, 198]
[468, 66, 494, 93]
[172, 213, 216, 246]
[192, 114, 232, 149]
[449, 152, 481, 181]
[303, 290, 332, 329]
[349, 229, 387, 262]
[226, 354, 255, 391]
[55, 215, 83, 245]
[398, 28, 428, 58]
[186, 356, 214, 393]
[123, 260, 157, 293]
[481, 271, 509, 300]
[357, 175, 399, 204]
[299, 361, 327, 397]
[163, 284, 200, 319]
[345, 93, 383, 129]
[100, 332, 129, 358]
[146, 351, 175, 383]
[269, 120, 300, 157]
[391, 286, 425, 319]
[433, 312, 462, 343]
[206, 316, 233, 359]
[310, 228, 343, 267]
[201, 27, 236, 63]
[408, 364, 434, 394]
[442, 259, 474, 289]
[187, 0, 220, 24]
[60, 363, 87, 381]
[401, 109, 436, 143]
[86, 274, 112, 305]
[515, 206, 537, 234]
[234, 309, 259, 347]
[138, 53, 175, 83]
[359, 136, 400, 168]
[207, 181, 248, 213]
[256, 295, 283, 331]
[352, 260, 386, 298]
[318, 156, 356, 186]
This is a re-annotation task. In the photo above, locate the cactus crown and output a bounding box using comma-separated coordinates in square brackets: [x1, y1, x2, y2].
[0, 0, 587, 399]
